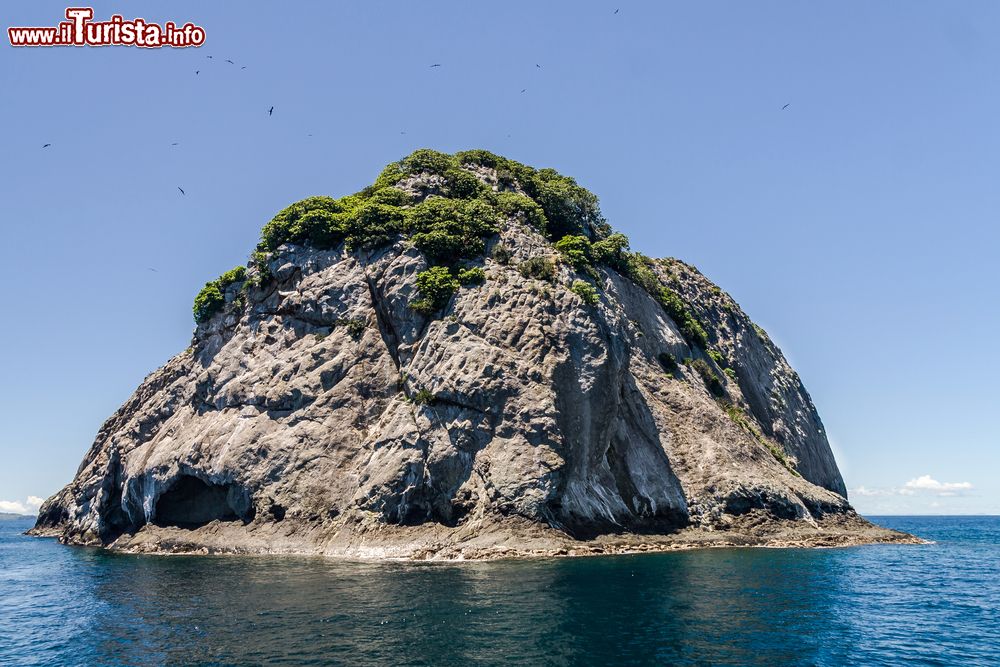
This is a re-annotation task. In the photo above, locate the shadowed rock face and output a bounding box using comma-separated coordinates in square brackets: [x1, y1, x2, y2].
[153, 477, 252, 528]
[32, 151, 859, 558]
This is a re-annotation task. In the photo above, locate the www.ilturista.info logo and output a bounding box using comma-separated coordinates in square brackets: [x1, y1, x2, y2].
[8, 7, 205, 48]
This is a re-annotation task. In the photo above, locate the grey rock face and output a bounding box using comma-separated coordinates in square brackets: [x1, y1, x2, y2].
[33, 167, 864, 558]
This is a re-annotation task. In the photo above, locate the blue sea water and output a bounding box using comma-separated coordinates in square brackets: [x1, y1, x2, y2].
[0, 516, 997, 666]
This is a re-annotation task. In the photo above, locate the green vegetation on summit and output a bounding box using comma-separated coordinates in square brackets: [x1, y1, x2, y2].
[194, 149, 709, 351]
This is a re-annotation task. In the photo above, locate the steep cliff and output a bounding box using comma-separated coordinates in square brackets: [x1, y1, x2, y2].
[32, 150, 912, 558]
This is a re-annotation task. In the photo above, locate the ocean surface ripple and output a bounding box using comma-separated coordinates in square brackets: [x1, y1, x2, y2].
[1, 516, 997, 666]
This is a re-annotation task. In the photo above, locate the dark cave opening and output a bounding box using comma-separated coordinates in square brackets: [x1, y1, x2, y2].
[153, 476, 247, 528]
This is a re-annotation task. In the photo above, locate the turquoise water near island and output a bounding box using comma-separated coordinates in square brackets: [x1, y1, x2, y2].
[1, 516, 997, 666]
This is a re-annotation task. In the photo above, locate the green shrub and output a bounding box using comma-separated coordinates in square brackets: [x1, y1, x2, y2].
[491, 243, 513, 265]
[456, 267, 486, 285]
[591, 233, 631, 270]
[373, 162, 406, 189]
[260, 196, 348, 252]
[492, 192, 547, 233]
[397, 149, 484, 199]
[193, 265, 248, 323]
[401, 148, 454, 175]
[457, 151, 604, 238]
[518, 256, 557, 282]
[570, 279, 599, 306]
[524, 168, 606, 240]
[708, 350, 727, 368]
[458, 150, 537, 193]
[445, 169, 483, 199]
[218, 266, 246, 286]
[412, 389, 436, 405]
[690, 358, 725, 398]
[343, 201, 404, 250]
[365, 186, 411, 207]
[406, 198, 497, 264]
[258, 189, 412, 255]
[659, 287, 708, 348]
[724, 367, 738, 381]
[555, 235, 593, 272]
[250, 251, 272, 285]
[193, 282, 225, 323]
[412, 266, 460, 314]
[455, 149, 506, 169]
[658, 352, 679, 374]
[334, 318, 366, 339]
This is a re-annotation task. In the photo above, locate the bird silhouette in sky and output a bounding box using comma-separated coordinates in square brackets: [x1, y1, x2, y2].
[430, 63, 442, 68]
[148, 267, 158, 272]
[206, 55, 213, 59]
[171, 142, 179, 146]
[536, 64, 541, 68]
[520, 89, 526, 93]
[42, 143, 51, 148]
[225, 59, 235, 65]
[195, 70, 200, 75]
[782, 103, 790, 110]
[177, 187, 185, 195]
[614, 8, 620, 14]
[268, 106, 274, 116]
[241, 66, 247, 70]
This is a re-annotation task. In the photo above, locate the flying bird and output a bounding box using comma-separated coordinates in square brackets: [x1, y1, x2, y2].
[536, 64, 541, 68]
[782, 103, 790, 110]
[614, 8, 620, 14]
[520, 89, 526, 93]
[268, 106, 274, 116]
[241, 66, 247, 70]
[206, 55, 213, 59]
[148, 267, 158, 272]
[170, 142, 179, 146]
[195, 70, 200, 75]
[42, 143, 51, 148]
[177, 187, 185, 195]
[429, 63, 442, 68]
[225, 59, 235, 65]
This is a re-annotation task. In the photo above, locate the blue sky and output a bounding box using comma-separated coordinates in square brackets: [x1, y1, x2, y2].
[1, 1, 997, 516]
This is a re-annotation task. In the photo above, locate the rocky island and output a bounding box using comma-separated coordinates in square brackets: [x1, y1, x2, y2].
[31, 150, 916, 559]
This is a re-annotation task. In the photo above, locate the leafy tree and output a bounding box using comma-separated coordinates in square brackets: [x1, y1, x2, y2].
[555, 235, 593, 271]
[591, 232, 631, 270]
